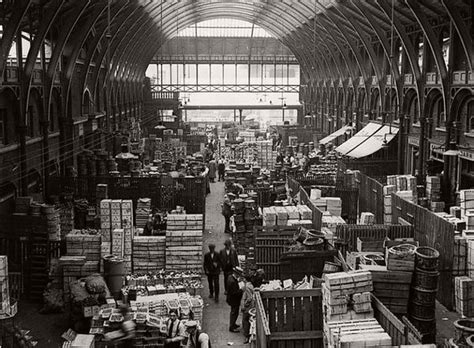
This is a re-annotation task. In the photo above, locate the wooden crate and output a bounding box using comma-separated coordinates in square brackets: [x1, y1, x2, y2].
[255, 288, 323, 348]
[254, 226, 298, 281]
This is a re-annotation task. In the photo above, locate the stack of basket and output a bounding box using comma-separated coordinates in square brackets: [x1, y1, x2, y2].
[233, 197, 258, 267]
[408, 246, 439, 344]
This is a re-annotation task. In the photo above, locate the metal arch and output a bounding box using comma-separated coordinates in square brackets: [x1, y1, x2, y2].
[374, 0, 423, 116]
[105, 2, 163, 83]
[45, 0, 90, 109]
[0, 0, 33, 79]
[90, 3, 151, 98]
[278, 3, 343, 80]
[22, 0, 65, 121]
[333, 5, 384, 85]
[404, 0, 448, 81]
[350, 1, 401, 96]
[440, 0, 474, 72]
[319, 10, 370, 83]
[106, 11, 159, 84]
[79, 0, 132, 95]
[92, 3, 157, 92]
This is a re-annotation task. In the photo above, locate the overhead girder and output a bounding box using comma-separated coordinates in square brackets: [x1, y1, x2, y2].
[78, 0, 133, 95]
[440, 0, 474, 72]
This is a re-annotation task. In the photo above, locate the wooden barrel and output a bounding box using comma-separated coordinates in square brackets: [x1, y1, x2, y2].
[413, 268, 439, 290]
[409, 300, 435, 319]
[408, 315, 436, 335]
[415, 246, 439, 271]
[411, 286, 437, 305]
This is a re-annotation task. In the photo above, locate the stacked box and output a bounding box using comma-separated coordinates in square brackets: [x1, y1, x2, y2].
[430, 201, 445, 212]
[453, 236, 468, 276]
[382, 186, 395, 224]
[100, 199, 112, 242]
[59, 202, 74, 239]
[359, 212, 375, 225]
[426, 176, 441, 202]
[460, 189, 474, 217]
[468, 238, 474, 278]
[321, 212, 346, 235]
[166, 214, 203, 231]
[132, 236, 166, 272]
[360, 264, 412, 315]
[273, 207, 288, 225]
[66, 231, 101, 262]
[110, 199, 122, 230]
[322, 271, 374, 323]
[112, 229, 124, 258]
[325, 318, 392, 348]
[100, 242, 111, 273]
[262, 207, 276, 226]
[121, 200, 134, 227]
[454, 276, 474, 317]
[135, 198, 152, 228]
[326, 197, 342, 216]
[166, 215, 203, 273]
[0, 256, 10, 317]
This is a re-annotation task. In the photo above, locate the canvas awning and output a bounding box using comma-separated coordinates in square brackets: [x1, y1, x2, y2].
[319, 125, 352, 145]
[336, 122, 399, 158]
[335, 122, 381, 155]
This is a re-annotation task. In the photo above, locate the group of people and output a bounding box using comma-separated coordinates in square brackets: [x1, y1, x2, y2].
[207, 157, 226, 183]
[203, 239, 266, 344]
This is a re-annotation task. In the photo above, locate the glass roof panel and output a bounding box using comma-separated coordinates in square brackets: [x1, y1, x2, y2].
[177, 18, 272, 37]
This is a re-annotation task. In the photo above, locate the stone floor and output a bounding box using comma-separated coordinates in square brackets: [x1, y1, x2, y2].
[201, 180, 250, 347]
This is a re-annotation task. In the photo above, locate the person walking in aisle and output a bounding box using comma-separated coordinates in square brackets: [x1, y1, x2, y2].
[221, 194, 234, 234]
[217, 158, 226, 181]
[208, 159, 217, 183]
[226, 266, 244, 333]
[184, 321, 211, 348]
[203, 243, 221, 302]
[164, 309, 185, 348]
[219, 239, 239, 294]
[241, 274, 255, 344]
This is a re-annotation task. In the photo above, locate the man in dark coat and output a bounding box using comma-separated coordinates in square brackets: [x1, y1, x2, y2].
[226, 266, 244, 333]
[203, 243, 221, 302]
[219, 239, 239, 294]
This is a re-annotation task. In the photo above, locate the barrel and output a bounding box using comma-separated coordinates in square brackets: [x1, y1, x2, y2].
[413, 268, 439, 290]
[409, 300, 435, 319]
[454, 319, 474, 345]
[408, 315, 436, 335]
[411, 286, 437, 305]
[415, 246, 439, 271]
[303, 237, 324, 250]
[103, 255, 125, 299]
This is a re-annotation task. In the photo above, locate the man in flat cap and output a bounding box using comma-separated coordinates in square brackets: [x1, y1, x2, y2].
[184, 321, 210, 348]
[226, 266, 244, 333]
[203, 243, 221, 302]
[219, 239, 239, 295]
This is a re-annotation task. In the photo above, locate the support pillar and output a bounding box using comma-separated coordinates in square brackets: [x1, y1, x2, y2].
[17, 125, 28, 196]
[41, 120, 50, 198]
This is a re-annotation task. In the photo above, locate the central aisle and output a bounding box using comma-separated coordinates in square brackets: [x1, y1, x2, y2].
[201, 181, 249, 347]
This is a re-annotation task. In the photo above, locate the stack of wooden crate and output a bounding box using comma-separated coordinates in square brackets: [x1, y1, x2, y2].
[453, 235, 468, 276]
[165, 214, 203, 273]
[454, 276, 474, 317]
[359, 264, 412, 315]
[325, 318, 392, 347]
[0, 256, 11, 318]
[322, 270, 374, 322]
[382, 185, 396, 224]
[65, 230, 101, 277]
[135, 198, 152, 229]
[132, 236, 166, 273]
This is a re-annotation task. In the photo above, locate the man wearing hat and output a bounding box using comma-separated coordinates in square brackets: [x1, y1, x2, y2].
[219, 239, 239, 294]
[184, 321, 210, 348]
[221, 194, 234, 233]
[203, 243, 221, 302]
[165, 309, 185, 348]
[226, 266, 244, 332]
